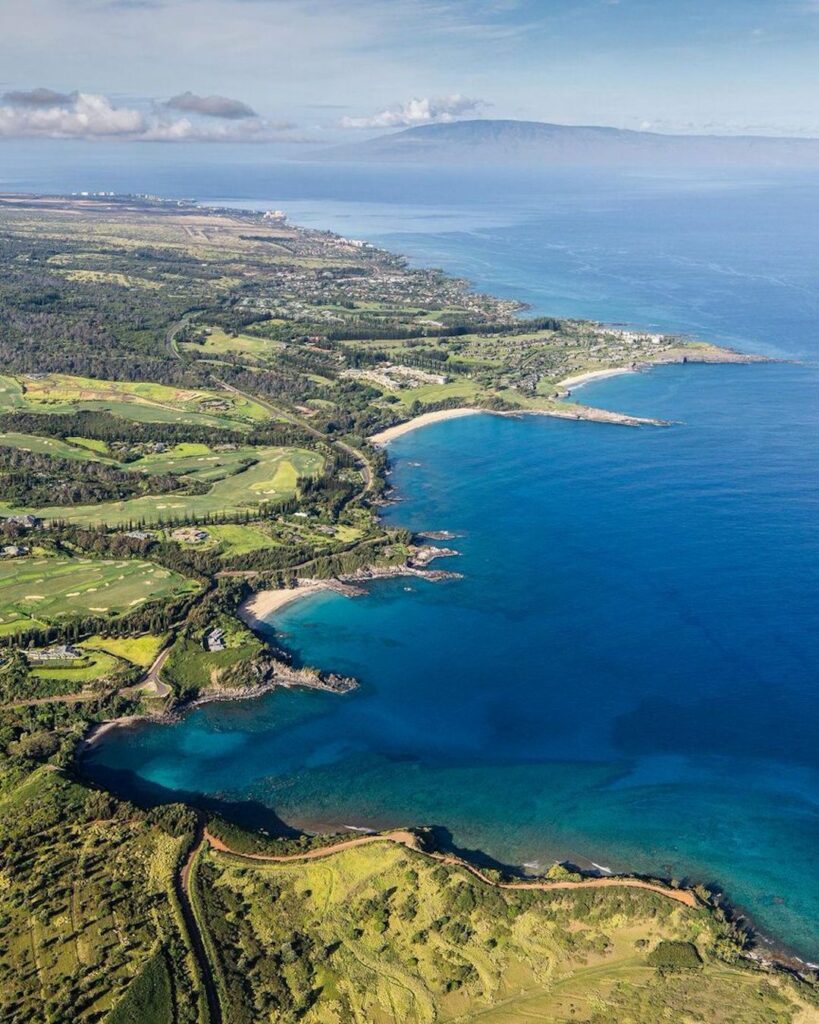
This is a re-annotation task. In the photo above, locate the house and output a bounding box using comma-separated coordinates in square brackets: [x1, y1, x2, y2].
[1, 545, 28, 557]
[171, 527, 209, 544]
[124, 530, 153, 540]
[5, 514, 41, 529]
[205, 627, 226, 652]
[27, 644, 83, 663]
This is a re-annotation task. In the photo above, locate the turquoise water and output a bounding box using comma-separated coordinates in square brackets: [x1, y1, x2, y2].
[51, 156, 819, 961]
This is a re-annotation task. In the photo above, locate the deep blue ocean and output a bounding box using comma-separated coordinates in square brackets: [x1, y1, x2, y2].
[10, 142, 816, 960]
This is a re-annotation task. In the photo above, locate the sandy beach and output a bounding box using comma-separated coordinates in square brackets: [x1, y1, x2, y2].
[239, 581, 333, 628]
[557, 367, 635, 391]
[369, 407, 482, 445]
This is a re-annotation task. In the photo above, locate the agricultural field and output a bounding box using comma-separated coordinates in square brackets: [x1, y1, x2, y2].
[0, 556, 200, 636]
[0, 446, 323, 527]
[0, 374, 271, 431]
[196, 838, 818, 1024]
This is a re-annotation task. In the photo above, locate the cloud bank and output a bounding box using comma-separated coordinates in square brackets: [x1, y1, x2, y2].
[0, 88, 287, 141]
[341, 94, 487, 129]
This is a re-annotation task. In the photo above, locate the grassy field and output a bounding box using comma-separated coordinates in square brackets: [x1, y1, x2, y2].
[0, 768, 199, 1024]
[0, 557, 200, 636]
[0, 431, 115, 462]
[27, 649, 122, 687]
[184, 522, 279, 558]
[0, 446, 323, 527]
[181, 326, 284, 363]
[196, 839, 818, 1024]
[161, 618, 263, 697]
[84, 633, 168, 668]
[0, 373, 271, 430]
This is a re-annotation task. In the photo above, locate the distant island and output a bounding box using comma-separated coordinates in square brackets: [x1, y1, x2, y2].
[0, 193, 813, 1024]
[325, 117, 819, 167]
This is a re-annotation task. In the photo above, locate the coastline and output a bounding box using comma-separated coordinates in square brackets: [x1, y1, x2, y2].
[238, 581, 335, 628]
[369, 407, 483, 445]
[62, 200, 808, 974]
[556, 366, 634, 391]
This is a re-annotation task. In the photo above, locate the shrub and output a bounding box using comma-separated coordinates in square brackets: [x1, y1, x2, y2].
[647, 940, 703, 972]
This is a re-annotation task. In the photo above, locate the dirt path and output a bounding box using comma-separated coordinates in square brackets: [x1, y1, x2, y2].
[6, 690, 100, 709]
[203, 829, 698, 909]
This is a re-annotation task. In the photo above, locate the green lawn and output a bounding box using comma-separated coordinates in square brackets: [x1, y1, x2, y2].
[0, 447, 323, 527]
[0, 431, 114, 462]
[28, 650, 121, 686]
[82, 633, 169, 668]
[0, 557, 200, 636]
[181, 326, 284, 363]
[0, 373, 271, 430]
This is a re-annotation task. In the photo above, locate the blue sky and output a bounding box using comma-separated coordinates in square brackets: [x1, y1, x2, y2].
[1, 0, 818, 141]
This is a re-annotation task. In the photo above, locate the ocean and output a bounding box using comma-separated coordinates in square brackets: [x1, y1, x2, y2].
[13, 143, 817, 960]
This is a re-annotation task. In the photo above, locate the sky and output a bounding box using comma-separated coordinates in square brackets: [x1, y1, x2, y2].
[1, 0, 819, 143]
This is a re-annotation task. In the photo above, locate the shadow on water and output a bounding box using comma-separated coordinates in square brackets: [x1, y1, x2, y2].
[78, 762, 303, 837]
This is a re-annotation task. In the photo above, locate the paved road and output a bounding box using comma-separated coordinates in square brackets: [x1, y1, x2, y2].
[177, 827, 223, 1024]
[11, 643, 174, 710]
[128, 644, 172, 699]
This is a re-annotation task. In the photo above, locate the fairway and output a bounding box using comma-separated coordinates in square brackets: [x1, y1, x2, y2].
[0, 447, 323, 527]
[181, 325, 284, 363]
[0, 431, 114, 462]
[0, 373, 271, 430]
[0, 557, 200, 636]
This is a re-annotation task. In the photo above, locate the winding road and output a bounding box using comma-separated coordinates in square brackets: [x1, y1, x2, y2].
[202, 828, 699, 909]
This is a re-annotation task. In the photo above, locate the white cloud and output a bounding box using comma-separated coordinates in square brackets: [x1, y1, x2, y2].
[0, 92, 146, 138]
[0, 88, 294, 141]
[341, 94, 487, 129]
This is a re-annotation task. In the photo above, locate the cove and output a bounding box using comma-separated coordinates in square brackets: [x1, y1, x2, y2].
[83, 358, 819, 962]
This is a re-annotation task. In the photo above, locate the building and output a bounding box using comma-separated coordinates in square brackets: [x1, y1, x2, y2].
[27, 644, 83, 663]
[205, 627, 226, 652]
[1, 545, 28, 557]
[171, 527, 209, 544]
[5, 514, 41, 529]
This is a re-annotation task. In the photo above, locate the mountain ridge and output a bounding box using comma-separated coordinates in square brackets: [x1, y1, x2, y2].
[325, 118, 819, 166]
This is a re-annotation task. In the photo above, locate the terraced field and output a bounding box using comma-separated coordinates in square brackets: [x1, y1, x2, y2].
[0, 373, 271, 430]
[0, 557, 200, 636]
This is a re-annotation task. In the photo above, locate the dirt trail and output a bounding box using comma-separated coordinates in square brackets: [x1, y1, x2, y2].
[203, 829, 698, 909]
